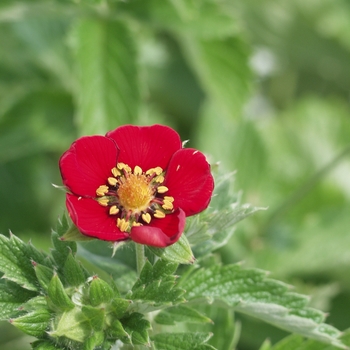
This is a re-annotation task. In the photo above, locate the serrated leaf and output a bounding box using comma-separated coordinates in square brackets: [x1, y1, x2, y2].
[121, 312, 151, 346]
[83, 331, 104, 350]
[155, 305, 212, 325]
[10, 308, 51, 337]
[75, 18, 140, 136]
[0, 280, 37, 320]
[148, 234, 195, 264]
[128, 259, 185, 312]
[31, 339, 60, 350]
[0, 233, 49, 291]
[109, 298, 131, 319]
[181, 264, 346, 348]
[47, 274, 74, 311]
[152, 332, 214, 350]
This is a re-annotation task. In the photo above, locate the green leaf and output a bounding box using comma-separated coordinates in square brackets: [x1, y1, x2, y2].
[0, 280, 37, 320]
[10, 308, 51, 337]
[109, 298, 131, 319]
[63, 252, 87, 287]
[121, 312, 151, 346]
[152, 332, 215, 350]
[31, 339, 60, 350]
[110, 318, 130, 342]
[89, 276, 114, 307]
[0, 233, 50, 291]
[148, 234, 195, 264]
[83, 331, 104, 350]
[181, 264, 346, 348]
[33, 262, 54, 291]
[51, 307, 91, 342]
[82, 305, 105, 332]
[51, 216, 77, 270]
[47, 274, 75, 311]
[182, 36, 252, 120]
[155, 305, 212, 325]
[128, 260, 185, 312]
[75, 17, 140, 135]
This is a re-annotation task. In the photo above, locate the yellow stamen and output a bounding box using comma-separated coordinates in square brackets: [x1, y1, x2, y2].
[162, 200, 174, 210]
[97, 198, 109, 206]
[108, 177, 118, 186]
[155, 175, 165, 183]
[146, 168, 155, 175]
[154, 167, 163, 175]
[142, 213, 151, 224]
[154, 210, 166, 219]
[96, 185, 109, 196]
[157, 186, 168, 194]
[117, 163, 131, 172]
[132, 222, 142, 227]
[111, 167, 121, 177]
[117, 218, 129, 232]
[164, 196, 174, 202]
[109, 205, 119, 215]
[134, 165, 142, 176]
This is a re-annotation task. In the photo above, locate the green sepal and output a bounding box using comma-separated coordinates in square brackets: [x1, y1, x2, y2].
[121, 312, 151, 346]
[51, 216, 77, 269]
[63, 252, 87, 287]
[109, 319, 130, 343]
[20, 296, 47, 312]
[51, 307, 91, 342]
[155, 305, 213, 325]
[10, 308, 51, 338]
[89, 276, 114, 307]
[31, 339, 60, 350]
[47, 274, 74, 311]
[33, 262, 54, 291]
[82, 305, 105, 331]
[109, 297, 131, 319]
[83, 331, 104, 350]
[61, 224, 95, 242]
[148, 234, 195, 264]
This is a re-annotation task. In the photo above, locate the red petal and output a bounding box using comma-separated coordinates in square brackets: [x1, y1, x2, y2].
[106, 125, 182, 171]
[164, 148, 214, 216]
[66, 194, 129, 241]
[60, 136, 118, 197]
[130, 209, 185, 247]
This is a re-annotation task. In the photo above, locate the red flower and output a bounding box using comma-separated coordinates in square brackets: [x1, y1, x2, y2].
[59, 124, 214, 247]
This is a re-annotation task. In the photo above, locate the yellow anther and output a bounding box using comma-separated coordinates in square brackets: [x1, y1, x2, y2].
[117, 163, 131, 172]
[162, 200, 174, 210]
[154, 167, 163, 175]
[164, 196, 174, 203]
[146, 168, 155, 175]
[157, 186, 168, 194]
[111, 167, 121, 177]
[134, 165, 142, 176]
[109, 205, 119, 215]
[132, 222, 142, 227]
[96, 185, 109, 197]
[154, 210, 166, 219]
[97, 198, 109, 207]
[155, 175, 165, 183]
[117, 218, 129, 232]
[108, 177, 118, 186]
[142, 213, 151, 224]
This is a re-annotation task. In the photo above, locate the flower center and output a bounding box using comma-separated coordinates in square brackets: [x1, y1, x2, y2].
[117, 174, 153, 212]
[95, 163, 174, 233]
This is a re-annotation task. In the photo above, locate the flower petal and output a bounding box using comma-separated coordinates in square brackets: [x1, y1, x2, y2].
[106, 124, 182, 171]
[60, 136, 118, 197]
[130, 208, 185, 247]
[164, 148, 214, 216]
[66, 194, 129, 241]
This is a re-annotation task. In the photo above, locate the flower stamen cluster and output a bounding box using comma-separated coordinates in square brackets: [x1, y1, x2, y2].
[95, 163, 175, 233]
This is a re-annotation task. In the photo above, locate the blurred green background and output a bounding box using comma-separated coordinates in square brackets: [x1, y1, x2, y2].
[1, 0, 350, 349]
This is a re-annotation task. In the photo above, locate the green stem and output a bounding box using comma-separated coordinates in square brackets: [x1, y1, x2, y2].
[135, 243, 145, 276]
